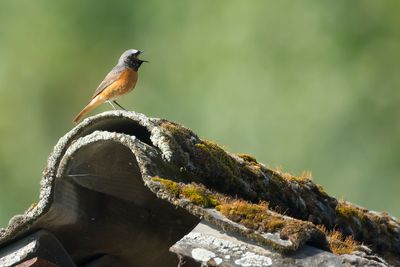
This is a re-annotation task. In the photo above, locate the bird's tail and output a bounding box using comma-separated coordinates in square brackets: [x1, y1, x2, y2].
[73, 97, 104, 123]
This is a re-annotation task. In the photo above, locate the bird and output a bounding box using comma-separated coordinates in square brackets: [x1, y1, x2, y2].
[72, 49, 147, 123]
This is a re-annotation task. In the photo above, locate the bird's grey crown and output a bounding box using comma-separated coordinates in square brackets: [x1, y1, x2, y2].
[116, 49, 144, 71]
[118, 49, 139, 65]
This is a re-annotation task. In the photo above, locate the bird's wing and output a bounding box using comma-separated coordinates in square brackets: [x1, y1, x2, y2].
[91, 65, 125, 98]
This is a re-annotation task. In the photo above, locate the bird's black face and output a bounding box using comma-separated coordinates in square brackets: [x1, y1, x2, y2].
[125, 51, 148, 71]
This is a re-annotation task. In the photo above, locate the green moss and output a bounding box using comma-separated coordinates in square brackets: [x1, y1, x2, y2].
[161, 121, 267, 201]
[161, 121, 194, 140]
[195, 140, 237, 171]
[152, 177, 331, 253]
[236, 153, 259, 165]
[182, 184, 219, 208]
[269, 167, 314, 183]
[152, 177, 220, 208]
[151, 177, 180, 197]
[316, 184, 328, 197]
[336, 202, 363, 220]
[192, 140, 245, 193]
[269, 166, 293, 180]
[217, 200, 290, 233]
[265, 219, 286, 232]
[193, 141, 270, 202]
[217, 200, 267, 230]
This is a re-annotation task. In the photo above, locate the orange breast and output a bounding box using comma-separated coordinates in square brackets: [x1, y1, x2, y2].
[102, 69, 138, 100]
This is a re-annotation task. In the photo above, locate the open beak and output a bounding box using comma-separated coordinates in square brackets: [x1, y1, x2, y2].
[136, 50, 149, 63]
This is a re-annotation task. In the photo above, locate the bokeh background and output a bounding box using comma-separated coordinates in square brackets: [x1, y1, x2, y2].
[0, 1, 399, 227]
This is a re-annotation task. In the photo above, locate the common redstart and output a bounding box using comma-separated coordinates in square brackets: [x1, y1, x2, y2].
[73, 49, 147, 123]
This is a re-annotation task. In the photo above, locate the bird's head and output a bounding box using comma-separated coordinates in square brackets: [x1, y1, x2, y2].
[119, 49, 148, 71]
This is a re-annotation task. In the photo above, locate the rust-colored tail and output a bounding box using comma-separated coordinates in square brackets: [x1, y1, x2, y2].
[73, 97, 104, 123]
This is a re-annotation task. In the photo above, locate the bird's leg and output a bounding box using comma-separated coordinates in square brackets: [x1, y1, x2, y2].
[113, 100, 127, 111]
[107, 101, 117, 110]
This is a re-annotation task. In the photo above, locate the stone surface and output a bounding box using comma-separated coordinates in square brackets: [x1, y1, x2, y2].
[0, 230, 75, 267]
[172, 222, 389, 267]
[0, 110, 397, 266]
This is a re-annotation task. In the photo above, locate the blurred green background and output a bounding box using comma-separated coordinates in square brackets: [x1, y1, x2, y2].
[0, 1, 399, 227]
